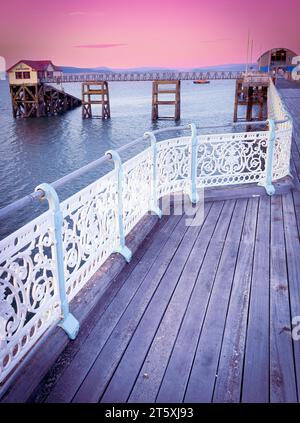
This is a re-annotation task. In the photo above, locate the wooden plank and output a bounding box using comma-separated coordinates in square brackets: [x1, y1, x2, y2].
[156, 81, 180, 85]
[103, 202, 224, 403]
[184, 199, 248, 403]
[242, 196, 270, 403]
[282, 192, 300, 399]
[43, 212, 185, 403]
[213, 197, 259, 402]
[155, 101, 177, 105]
[269, 195, 297, 402]
[155, 200, 236, 403]
[157, 90, 177, 94]
[72, 202, 212, 403]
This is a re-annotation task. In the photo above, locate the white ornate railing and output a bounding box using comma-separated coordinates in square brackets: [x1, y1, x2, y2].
[268, 79, 293, 180]
[0, 78, 292, 383]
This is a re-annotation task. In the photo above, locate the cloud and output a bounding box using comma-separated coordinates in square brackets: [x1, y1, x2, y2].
[69, 11, 86, 16]
[69, 11, 105, 17]
[74, 43, 127, 49]
[198, 38, 231, 44]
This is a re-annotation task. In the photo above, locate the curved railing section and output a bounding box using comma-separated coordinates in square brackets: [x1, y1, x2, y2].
[268, 79, 293, 181]
[0, 78, 293, 383]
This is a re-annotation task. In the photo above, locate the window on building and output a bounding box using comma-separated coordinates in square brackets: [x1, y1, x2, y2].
[15, 72, 23, 79]
[22, 72, 30, 79]
[47, 71, 53, 78]
[271, 50, 286, 63]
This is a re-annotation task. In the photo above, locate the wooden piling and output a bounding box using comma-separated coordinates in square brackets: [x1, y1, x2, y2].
[152, 80, 181, 121]
[10, 83, 81, 118]
[82, 81, 111, 119]
[233, 78, 268, 124]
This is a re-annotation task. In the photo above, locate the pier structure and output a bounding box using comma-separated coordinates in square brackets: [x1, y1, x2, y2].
[152, 80, 181, 121]
[10, 83, 81, 118]
[82, 81, 110, 119]
[7, 60, 81, 118]
[233, 73, 269, 123]
[42, 70, 244, 84]
[1, 77, 299, 404]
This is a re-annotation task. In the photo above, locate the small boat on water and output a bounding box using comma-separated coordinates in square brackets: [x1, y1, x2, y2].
[193, 80, 210, 84]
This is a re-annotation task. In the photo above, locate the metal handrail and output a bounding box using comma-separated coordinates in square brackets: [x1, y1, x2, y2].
[0, 117, 290, 222]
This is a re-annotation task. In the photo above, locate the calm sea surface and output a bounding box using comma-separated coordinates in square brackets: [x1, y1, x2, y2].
[0, 79, 235, 239]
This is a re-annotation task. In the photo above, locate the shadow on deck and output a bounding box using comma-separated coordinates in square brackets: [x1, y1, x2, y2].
[1, 81, 300, 404]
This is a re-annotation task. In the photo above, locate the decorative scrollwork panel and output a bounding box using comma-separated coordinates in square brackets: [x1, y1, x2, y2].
[123, 149, 152, 236]
[196, 132, 269, 187]
[0, 211, 60, 382]
[156, 137, 191, 198]
[60, 171, 118, 302]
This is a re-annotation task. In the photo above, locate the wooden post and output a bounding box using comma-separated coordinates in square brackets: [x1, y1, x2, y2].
[246, 87, 254, 121]
[151, 80, 181, 121]
[233, 78, 268, 125]
[152, 82, 158, 120]
[175, 80, 181, 121]
[233, 79, 242, 122]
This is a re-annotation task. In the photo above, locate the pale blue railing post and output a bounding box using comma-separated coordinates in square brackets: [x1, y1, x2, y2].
[35, 183, 79, 340]
[105, 150, 132, 263]
[189, 123, 199, 204]
[262, 119, 276, 196]
[144, 131, 162, 218]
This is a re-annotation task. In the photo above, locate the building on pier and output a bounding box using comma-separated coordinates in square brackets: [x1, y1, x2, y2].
[257, 48, 297, 74]
[7, 60, 62, 85]
[7, 60, 81, 118]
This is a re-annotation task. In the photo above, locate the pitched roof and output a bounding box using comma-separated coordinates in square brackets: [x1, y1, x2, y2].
[7, 60, 61, 72]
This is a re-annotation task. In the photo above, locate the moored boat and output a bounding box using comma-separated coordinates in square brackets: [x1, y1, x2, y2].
[193, 79, 210, 84]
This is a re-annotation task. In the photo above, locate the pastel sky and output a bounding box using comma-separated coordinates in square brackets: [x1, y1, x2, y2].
[1, 0, 299, 69]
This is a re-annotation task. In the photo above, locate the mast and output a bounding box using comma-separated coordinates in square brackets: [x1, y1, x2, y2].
[245, 29, 250, 75]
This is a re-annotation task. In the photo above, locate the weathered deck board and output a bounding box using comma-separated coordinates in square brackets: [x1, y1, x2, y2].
[183, 199, 248, 402]
[281, 192, 300, 400]
[212, 197, 259, 403]
[156, 200, 236, 403]
[242, 196, 271, 403]
[269, 195, 297, 402]
[124, 202, 224, 403]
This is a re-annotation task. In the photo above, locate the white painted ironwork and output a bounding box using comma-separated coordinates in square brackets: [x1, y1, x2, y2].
[0, 211, 61, 382]
[0, 77, 292, 383]
[267, 79, 293, 180]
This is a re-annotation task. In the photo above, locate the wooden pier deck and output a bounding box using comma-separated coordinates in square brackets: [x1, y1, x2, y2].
[1, 80, 300, 404]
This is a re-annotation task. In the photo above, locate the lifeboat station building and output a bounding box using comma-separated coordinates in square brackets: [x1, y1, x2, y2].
[7, 60, 62, 85]
[257, 48, 297, 73]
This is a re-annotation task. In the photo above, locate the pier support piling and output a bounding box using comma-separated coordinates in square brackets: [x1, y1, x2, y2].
[82, 81, 111, 119]
[152, 80, 180, 121]
[10, 83, 81, 118]
[233, 78, 268, 124]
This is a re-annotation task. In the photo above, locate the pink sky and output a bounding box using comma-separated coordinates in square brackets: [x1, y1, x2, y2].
[1, 0, 299, 69]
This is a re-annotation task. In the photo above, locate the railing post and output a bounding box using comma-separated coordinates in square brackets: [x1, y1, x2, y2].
[144, 131, 162, 218]
[263, 119, 276, 196]
[189, 123, 199, 204]
[35, 183, 79, 340]
[105, 150, 132, 263]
